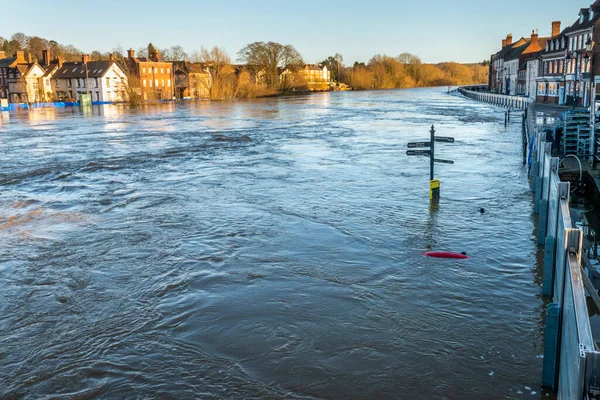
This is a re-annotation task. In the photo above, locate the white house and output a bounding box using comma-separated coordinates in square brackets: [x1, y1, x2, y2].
[52, 55, 128, 103]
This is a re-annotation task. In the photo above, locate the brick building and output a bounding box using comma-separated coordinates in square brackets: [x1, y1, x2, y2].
[126, 48, 174, 100]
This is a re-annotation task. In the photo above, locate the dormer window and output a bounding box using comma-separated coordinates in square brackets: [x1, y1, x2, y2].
[546, 43, 549, 51]
[580, 12, 585, 24]
[561, 38, 565, 48]
[591, 9, 595, 19]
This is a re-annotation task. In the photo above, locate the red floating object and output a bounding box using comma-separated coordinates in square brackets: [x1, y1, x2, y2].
[423, 251, 469, 259]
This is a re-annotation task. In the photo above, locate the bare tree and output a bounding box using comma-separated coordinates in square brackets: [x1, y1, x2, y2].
[163, 45, 188, 61]
[198, 46, 237, 100]
[237, 41, 303, 89]
[11, 33, 28, 50]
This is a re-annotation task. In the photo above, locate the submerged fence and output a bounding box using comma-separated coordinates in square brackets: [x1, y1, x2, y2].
[528, 112, 600, 399]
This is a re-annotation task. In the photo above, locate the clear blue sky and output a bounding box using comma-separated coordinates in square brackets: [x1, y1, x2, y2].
[1, 0, 590, 64]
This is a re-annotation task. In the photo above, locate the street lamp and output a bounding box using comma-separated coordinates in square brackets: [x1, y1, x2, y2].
[586, 36, 597, 169]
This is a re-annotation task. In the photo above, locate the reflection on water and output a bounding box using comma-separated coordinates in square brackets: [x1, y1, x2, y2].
[0, 89, 545, 399]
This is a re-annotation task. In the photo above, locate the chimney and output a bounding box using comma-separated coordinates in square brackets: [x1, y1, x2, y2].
[502, 39, 507, 48]
[42, 49, 50, 66]
[27, 53, 32, 63]
[16, 50, 25, 63]
[57, 56, 63, 68]
[506, 34, 513, 46]
[552, 21, 561, 37]
[109, 53, 115, 61]
[151, 49, 160, 61]
[82, 54, 91, 64]
[0, 51, 5, 60]
[531, 30, 539, 42]
[128, 48, 135, 59]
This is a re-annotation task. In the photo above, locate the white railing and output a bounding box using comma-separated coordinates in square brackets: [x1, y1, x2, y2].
[458, 87, 533, 110]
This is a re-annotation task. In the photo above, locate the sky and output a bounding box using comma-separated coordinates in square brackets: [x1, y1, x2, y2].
[1, 0, 592, 65]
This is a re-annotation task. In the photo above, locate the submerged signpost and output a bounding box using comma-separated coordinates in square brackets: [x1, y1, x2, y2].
[406, 125, 454, 199]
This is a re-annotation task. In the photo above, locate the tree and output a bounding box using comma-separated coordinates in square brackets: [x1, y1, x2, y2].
[396, 53, 422, 86]
[28, 36, 49, 60]
[148, 42, 157, 57]
[198, 46, 237, 100]
[237, 41, 303, 88]
[11, 33, 28, 50]
[322, 53, 344, 82]
[163, 45, 187, 61]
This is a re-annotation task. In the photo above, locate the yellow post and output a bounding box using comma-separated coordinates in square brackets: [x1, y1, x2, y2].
[430, 179, 440, 199]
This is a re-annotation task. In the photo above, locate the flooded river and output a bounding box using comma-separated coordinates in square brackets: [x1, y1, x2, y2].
[0, 88, 544, 399]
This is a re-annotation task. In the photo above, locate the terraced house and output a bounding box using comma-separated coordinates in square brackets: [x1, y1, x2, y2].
[562, 2, 600, 107]
[535, 22, 567, 105]
[52, 54, 128, 103]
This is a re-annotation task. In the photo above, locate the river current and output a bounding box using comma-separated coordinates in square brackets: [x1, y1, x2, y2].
[0, 88, 544, 399]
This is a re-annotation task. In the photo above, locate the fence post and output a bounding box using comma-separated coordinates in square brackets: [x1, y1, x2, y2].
[535, 174, 543, 214]
[542, 303, 561, 389]
[543, 237, 557, 296]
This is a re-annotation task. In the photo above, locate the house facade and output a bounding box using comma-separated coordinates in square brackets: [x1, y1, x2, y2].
[0, 51, 42, 102]
[489, 35, 513, 94]
[561, 3, 600, 107]
[126, 49, 174, 100]
[535, 34, 567, 105]
[173, 61, 211, 99]
[0, 50, 48, 103]
[7, 62, 46, 103]
[52, 54, 128, 102]
[526, 56, 541, 100]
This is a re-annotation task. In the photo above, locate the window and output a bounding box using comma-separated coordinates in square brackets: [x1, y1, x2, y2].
[537, 83, 546, 95]
[95, 78, 99, 88]
[143, 79, 147, 87]
[167, 68, 170, 74]
[161, 79, 164, 87]
[106, 77, 110, 87]
[142, 68, 146, 74]
[167, 79, 171, 87]
[155, 79, 158, 87]
[570, 37, 574, 51]
[82, 78, 86, 88]
[67, 79, 72, 88]
[161, 68, 164, 74]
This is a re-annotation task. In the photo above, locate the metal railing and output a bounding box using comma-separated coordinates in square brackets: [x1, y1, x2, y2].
[458, 87, 532, 110]
[530, 118, 600, 398]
